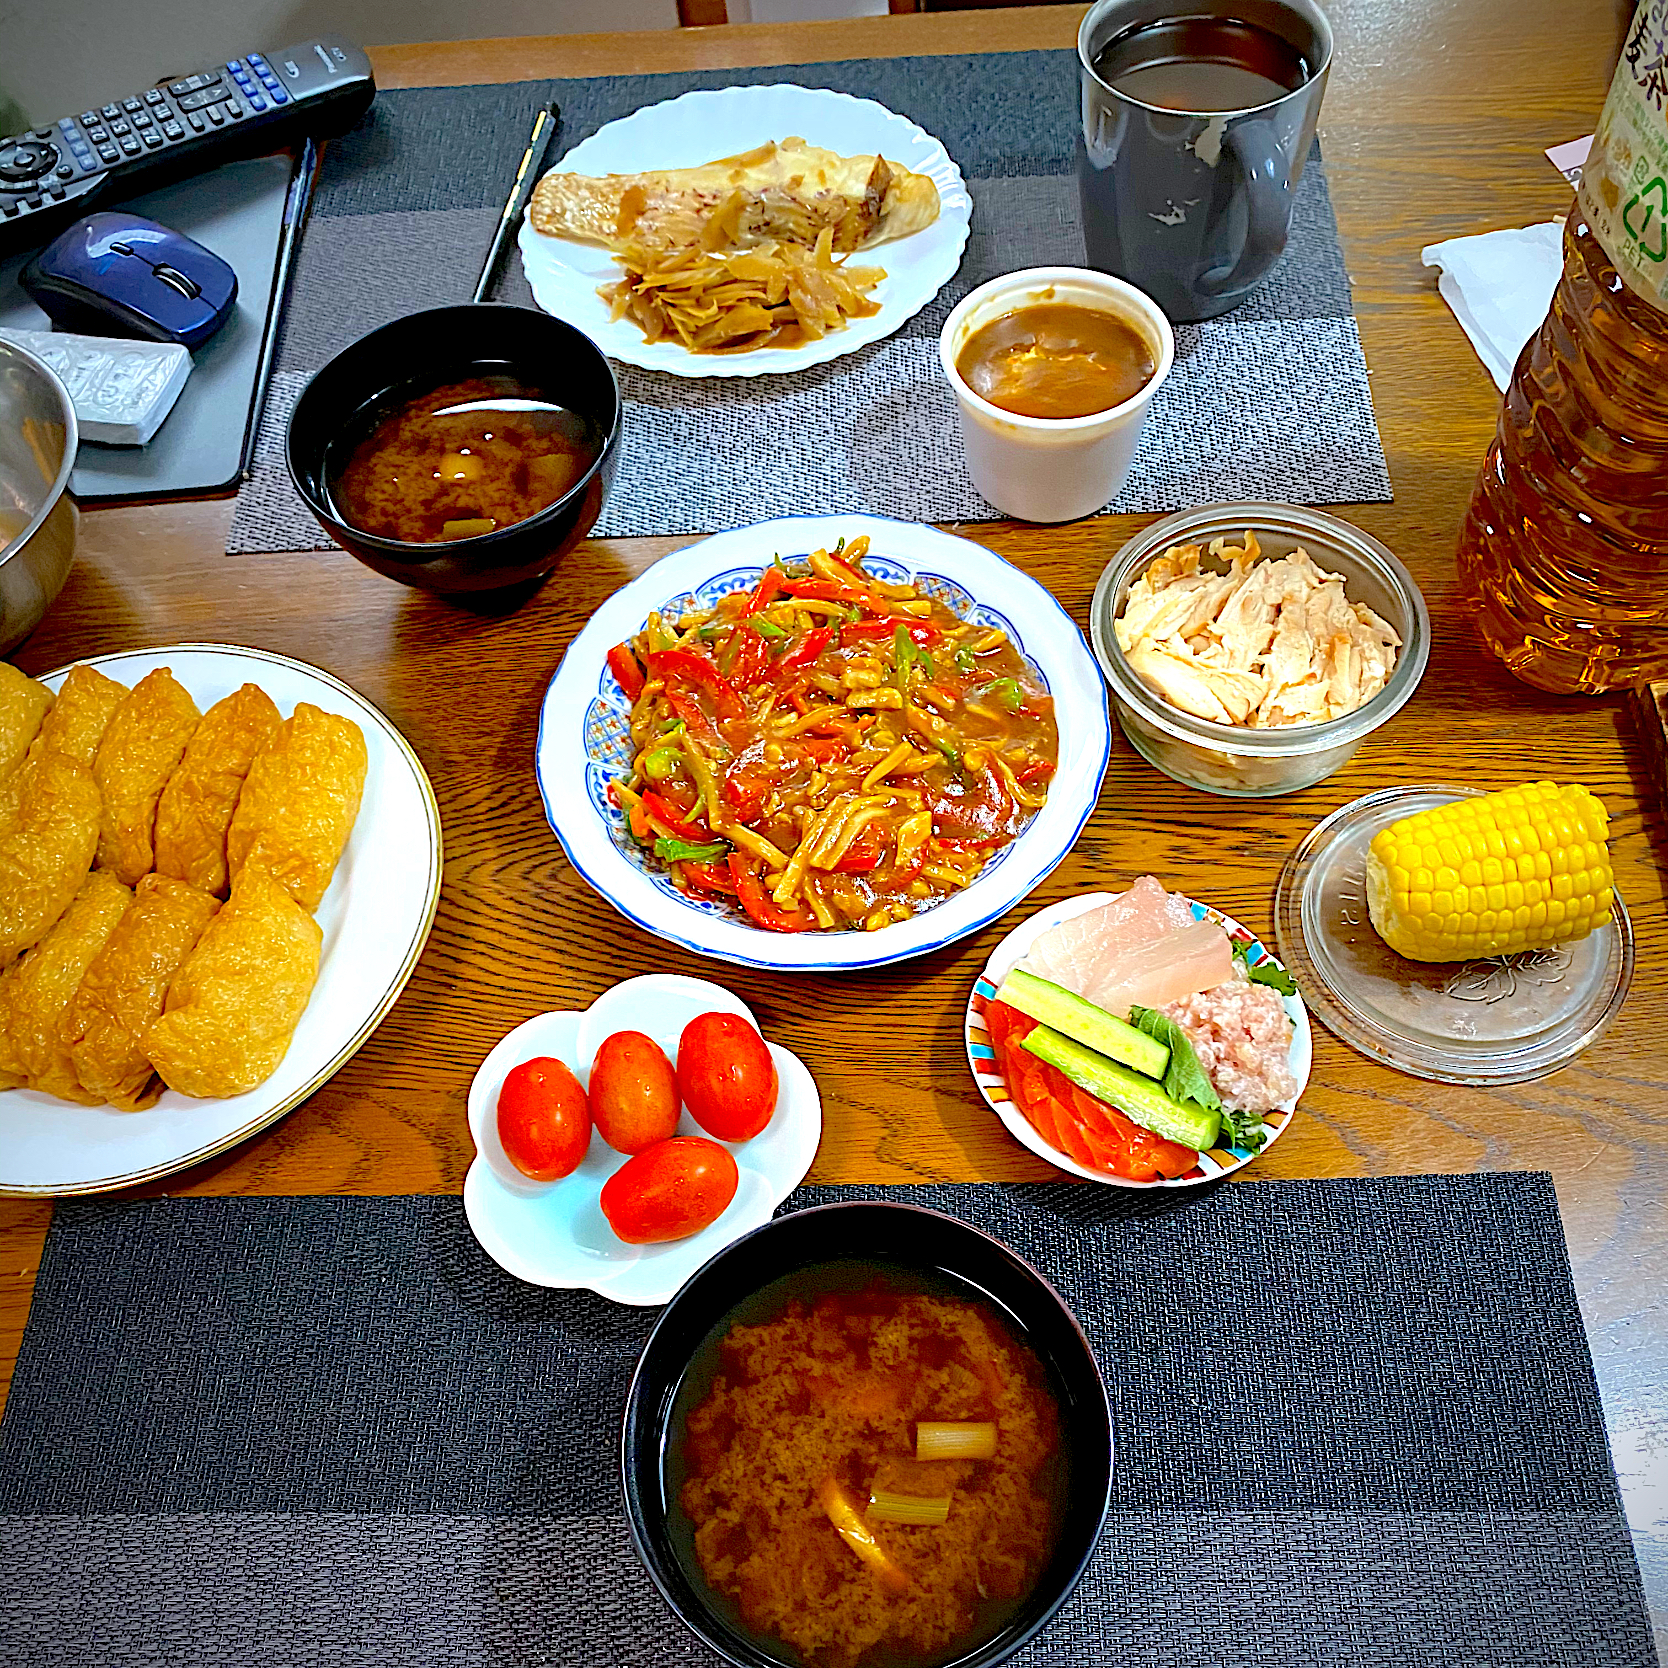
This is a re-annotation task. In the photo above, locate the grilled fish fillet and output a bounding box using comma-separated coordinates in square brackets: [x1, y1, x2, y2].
[527, 137, 940, 253]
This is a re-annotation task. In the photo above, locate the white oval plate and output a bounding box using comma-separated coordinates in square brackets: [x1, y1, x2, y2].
[517, 84, 972, 378]
[966, 890, 1312, 1188]
[0, 644, 442, 1197]
[537, 513, 1111, 972]
[462, 974, 821, 1304]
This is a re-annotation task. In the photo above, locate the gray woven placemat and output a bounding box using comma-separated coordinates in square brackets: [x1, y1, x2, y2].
[227, 52, 1390, 553]
[0, 1174, 1654, 1667]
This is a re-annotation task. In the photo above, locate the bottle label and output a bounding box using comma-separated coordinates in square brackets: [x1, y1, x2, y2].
[1580, 0, 1668, 311]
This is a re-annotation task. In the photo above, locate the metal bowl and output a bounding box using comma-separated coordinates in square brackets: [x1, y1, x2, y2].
[0, 340, 78, 654]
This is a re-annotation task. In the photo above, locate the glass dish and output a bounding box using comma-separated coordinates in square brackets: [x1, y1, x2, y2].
[1089, 503, 1430, 797]
[1274, 785, 1634, 1084]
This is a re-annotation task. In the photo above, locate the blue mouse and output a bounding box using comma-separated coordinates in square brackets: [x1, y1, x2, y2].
[21, 211, 237, 350]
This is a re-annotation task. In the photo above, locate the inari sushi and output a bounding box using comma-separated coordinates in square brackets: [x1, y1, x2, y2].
[226, 702, 367, 913]
[154, 683, 281, 897]
[29, 664, 128, 770]
[63, 872, 220, 1110]
[0, 752, 102, 966]
[93, 668, 202, 886]
[146, 865, 322, 1099]
[0, 869, 132, 1101]
[0, 663, 53, 785]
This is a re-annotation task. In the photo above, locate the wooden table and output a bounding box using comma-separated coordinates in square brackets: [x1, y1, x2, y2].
[3, 0, 1662, 1641]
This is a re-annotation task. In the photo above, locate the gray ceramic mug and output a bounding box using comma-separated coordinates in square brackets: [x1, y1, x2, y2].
[1076, 0, 1333, 322]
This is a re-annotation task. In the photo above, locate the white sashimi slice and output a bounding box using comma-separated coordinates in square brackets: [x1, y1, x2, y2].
[1020, 875, 1234, 1018]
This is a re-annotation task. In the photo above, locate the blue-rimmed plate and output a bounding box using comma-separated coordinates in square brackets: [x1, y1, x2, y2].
[536, 514, 1111, 972]
[965, 889, 1311, 1187]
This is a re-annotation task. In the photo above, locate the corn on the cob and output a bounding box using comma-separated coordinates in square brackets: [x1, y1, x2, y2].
[1365, 782, 1612, 962]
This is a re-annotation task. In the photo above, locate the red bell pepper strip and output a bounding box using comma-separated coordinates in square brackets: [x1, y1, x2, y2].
[1016, 757, 1057, 786]
[639, 791, 709, 843]
[607, 642, 646, 702]
[779, 575, 890, 613]
[663, 689, 720, 744]
[833, 829, 886, 873]
[727, 854, 815, 932]
[840, 618, 942, 645]
[646, 648, 744, 720]
[677, 860, 738, 897]
[740, 566, 786, 616]
[777, 627, 833, 672]
[929, 833, 1007, 852]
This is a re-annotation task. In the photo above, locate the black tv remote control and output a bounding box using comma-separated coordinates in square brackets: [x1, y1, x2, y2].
[0, 34, 375, 254]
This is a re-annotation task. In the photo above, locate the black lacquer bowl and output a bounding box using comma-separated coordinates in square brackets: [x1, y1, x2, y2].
[622, 1201, 1113, 1668]
[285, 303, 620, 595]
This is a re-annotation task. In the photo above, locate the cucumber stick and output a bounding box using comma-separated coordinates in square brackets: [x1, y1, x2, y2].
[996, 968, 1170, 1079]
[1022, 1024, 1221, 1152]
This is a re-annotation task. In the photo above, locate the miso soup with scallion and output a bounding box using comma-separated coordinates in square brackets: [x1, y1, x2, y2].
[326, 373, 598, 544]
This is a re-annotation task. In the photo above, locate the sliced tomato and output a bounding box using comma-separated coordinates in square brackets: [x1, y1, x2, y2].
[722, 766, 770, 822]
[677, 860, 738, 897]
[647, 648, 744, 720]
[728, 854, 815, 932]
[639, 790, 709, 843]
[796, 735, 850, 765]
[833, 829, 886, 873]
[664, 688, 721, 744]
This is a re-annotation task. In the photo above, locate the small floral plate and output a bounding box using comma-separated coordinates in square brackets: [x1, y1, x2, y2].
[463, 974, 821, 1303]
[965, 890, 1311, 1188]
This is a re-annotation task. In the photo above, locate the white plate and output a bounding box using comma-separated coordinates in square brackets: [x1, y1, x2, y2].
[537, 513, 1112, 972]
[0, 644, 442, 1196]
[517, 84, 972, 378]
[966, 890, 1312, 1188]
[462, 974, 821, 1304]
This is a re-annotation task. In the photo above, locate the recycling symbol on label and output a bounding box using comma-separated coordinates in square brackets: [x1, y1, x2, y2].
[1623, 175, 1668, 263]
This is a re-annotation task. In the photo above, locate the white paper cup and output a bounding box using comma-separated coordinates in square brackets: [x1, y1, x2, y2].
[938, 267, 1175, 524]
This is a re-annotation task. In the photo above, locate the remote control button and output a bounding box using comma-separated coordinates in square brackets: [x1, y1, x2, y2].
[0, 140, 57, 182]
[0, 203, 16, 218]
[54, 164, 74, 179]
[198, 70, 221, 86]
[145, 88, 166, 105]
[79, 110, 98, 126]
[21, 193, 42, 210]
[46, 183, 65, 200]
[266, 83, 290, 105]
[227, 103, 245, 119]
[248, 52, 268, 67]
[247, 92, 267, 111]
[168, 80, 191, 96]
[121, 98, 142, 113]
[110, 119, 131, 136]
[131, 112, 152, 128]
[119, 136, 140, 155]
[30, 129, 53, 140]
[206, 105, 226, 126]
[88, 126, 108, 143]
[101, 103, 120, 119]
[98, 143, 120, 162]
[186, 112, 205, 133]
[58, 117, 75, 133]
[162, 121, 183, 140]
[141, 129, 163, 148]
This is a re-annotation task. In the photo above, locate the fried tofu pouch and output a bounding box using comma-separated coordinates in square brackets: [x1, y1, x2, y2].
[0, 665, 129, 835]
[0, 663, 53, 784]
[93, 667, 201, 886]
[154, 684, 282, 897]
[0, 752, 102, 967]
[0, 870, 132, 1101]
[226, 703, 367, 913]
[62, 873, 220, 1110]
[145, 865, 322, 1099]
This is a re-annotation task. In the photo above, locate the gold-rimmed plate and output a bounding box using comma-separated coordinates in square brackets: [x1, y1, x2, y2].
[0, 644, 442, 1196]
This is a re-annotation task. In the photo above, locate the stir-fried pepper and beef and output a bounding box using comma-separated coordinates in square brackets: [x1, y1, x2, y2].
[607, 538, 1059, 933]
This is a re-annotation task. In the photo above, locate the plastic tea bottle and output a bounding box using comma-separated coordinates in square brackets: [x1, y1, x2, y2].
[1455, 0, 1668, 694]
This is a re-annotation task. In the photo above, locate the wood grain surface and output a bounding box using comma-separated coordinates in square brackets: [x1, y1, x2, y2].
[1, 2, 1662, 1635]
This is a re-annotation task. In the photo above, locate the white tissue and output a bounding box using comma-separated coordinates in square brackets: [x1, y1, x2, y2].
[1420, 222, 1565, 391]
[0, 327, 191, 446]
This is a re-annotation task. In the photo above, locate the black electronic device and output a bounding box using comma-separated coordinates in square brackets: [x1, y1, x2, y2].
[0, 34, 374, 254]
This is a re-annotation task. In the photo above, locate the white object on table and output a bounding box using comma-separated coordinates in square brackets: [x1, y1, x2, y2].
[0, 327, 190, 445]
[517, 83, 971, 379]
[1420, 222, 1564, 391]
[938, 266, 1175, 523]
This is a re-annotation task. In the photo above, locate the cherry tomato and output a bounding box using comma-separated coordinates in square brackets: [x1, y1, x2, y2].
[496, 1056, 591, 1181]
[677, 1012, 778, 1142]
[600, 1137, 739, 1244]
[588, 1030, 681, 1154]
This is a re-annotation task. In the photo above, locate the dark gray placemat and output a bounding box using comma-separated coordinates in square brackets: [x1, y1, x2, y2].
[227, 52, 1391, 552]
[0, 1174, 1653, 1667]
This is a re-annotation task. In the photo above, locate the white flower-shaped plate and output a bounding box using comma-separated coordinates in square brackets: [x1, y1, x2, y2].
[539, 514, 1110, 973]
[463, 974, 821, 1303]
[517, 83, 972, 378]
[966, 891, 1312, 1188]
